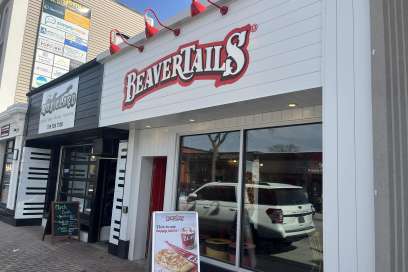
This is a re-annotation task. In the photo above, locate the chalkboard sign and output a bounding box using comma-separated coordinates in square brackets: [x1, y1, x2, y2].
[52, 201, 80, 238]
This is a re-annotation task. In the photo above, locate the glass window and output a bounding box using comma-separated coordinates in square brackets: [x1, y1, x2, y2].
[241, 124, 322, 271]
[177, 132, 240, 265]
[0, 139, 14, 204]
[59, 145, 97, 215]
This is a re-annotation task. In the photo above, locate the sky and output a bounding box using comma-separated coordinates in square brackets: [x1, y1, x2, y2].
[118, 0, 191, 21]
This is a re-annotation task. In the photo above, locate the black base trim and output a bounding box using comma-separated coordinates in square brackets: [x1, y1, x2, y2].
[15, 218, 42, 226]
[201, 262, 234, 272]
[0, 207, 42, 226]
[108, 240, 130, 259]
[0, 209, 16, 226]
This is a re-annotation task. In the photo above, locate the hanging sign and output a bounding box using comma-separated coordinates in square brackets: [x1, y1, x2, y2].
[123, 24, 253, 110]
[152, 211, 200, 272]
[38, 77, 79, 134]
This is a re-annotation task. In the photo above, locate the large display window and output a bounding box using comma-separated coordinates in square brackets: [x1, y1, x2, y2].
[177, 123, 323, 272]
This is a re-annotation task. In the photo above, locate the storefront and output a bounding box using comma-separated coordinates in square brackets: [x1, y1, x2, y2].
[96, 0, 374, 271]
[17, 60, 128, 242]
[0, 103, 27, 224]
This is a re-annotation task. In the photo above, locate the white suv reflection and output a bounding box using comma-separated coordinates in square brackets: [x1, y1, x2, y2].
[179, 182, 316, 241]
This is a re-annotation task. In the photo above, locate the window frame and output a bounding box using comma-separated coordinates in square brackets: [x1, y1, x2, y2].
[174, 122, 323, 272]
[0, 138, 15, 205]
[57, 144, 97, 216]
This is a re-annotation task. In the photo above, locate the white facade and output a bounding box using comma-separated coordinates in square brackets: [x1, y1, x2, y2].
[97, 0, 375, 271]
[99, 0, 322, 126]
[0, 103, 27, 210]
[0, 0, 30, 112]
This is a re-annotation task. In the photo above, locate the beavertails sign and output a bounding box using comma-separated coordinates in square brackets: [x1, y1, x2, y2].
[122, 24, 254, 110]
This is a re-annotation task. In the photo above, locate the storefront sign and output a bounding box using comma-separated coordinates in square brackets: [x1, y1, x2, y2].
[0, 124, 10, 138]
[33, 74, 52, 88]
[123, 24, 252, 110]
[54, 55, 71, 70]
[39, 24, 66, 43]
[39, 77, 79, 134]
[32, 1, 91, 88]
[35, 49, 55, 66]
[34, 62, 53, 78]
[152, 211, 200, 272]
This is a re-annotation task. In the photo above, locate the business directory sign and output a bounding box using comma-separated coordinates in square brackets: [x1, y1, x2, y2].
[32, 0, 91, 88]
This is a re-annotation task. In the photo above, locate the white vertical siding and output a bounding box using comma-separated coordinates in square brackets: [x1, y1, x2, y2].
[100, 0, 323, 127]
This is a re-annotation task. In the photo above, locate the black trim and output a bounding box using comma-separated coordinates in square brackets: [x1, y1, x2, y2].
[14, 218, 42, 226]
[22, 212, 43, 215]
[108, 240, 130, 259]
[23, 207, 44, 211]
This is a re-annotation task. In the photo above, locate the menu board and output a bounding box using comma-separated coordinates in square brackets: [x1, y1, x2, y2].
[52, 202, 80, 237]
[152, 211, 200, 272]
[32, 0, 91, 88]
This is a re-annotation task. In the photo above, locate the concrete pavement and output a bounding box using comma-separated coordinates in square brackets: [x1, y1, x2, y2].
[0, 221, 146, 272]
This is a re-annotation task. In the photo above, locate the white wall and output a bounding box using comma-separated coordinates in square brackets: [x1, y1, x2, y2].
[100, 0, 323, 127]
[0, 103, 27, 210]
[0, 0, 29, 112]
[124, 105, 322, 261]
[322, 0, 375, 271]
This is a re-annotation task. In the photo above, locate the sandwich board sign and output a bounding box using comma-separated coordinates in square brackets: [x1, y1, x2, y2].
[152, 211, 200, 272]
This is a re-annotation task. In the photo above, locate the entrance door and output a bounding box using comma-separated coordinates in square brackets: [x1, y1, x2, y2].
[146, 157, 167, 256]
[150, 157, 167, 212]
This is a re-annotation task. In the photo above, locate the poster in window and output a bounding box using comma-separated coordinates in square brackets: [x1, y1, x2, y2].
[152, 211, 200, 272]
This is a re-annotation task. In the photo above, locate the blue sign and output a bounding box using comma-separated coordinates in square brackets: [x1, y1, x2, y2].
[64, 39, 88, 52]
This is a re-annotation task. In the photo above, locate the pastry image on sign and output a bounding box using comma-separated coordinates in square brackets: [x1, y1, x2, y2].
[155, 248, 195, 272]
[152, 212, 200, 272]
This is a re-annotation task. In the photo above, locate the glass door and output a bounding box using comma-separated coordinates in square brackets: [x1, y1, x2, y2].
[0, 139, 14, 204]
[58, 145, 97, 216]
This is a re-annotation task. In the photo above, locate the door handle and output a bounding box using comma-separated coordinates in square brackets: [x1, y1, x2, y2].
[229, 208, 237, 211]
[203, 206, 210, 209]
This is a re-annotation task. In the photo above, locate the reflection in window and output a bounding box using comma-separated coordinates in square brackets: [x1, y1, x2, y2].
[242, 124, 323, 272]
[59, 145, 96, 215]
[177, 132, 240, 265]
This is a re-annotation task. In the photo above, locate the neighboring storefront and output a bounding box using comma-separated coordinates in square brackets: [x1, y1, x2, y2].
[95, 0, 374, 272]
[17, 60, 128, 243]
[0, 103, 27, 224]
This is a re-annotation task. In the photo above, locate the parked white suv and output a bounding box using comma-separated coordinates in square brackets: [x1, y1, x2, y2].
[178, 182, 315, 241]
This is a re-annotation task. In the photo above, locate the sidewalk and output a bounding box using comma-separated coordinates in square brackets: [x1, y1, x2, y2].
[0, 221, 147, 272]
